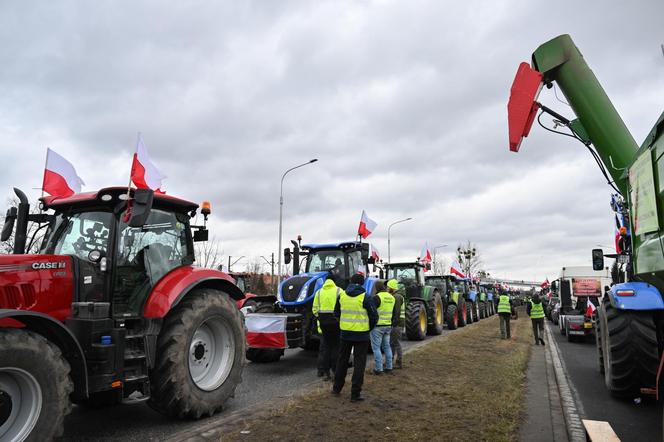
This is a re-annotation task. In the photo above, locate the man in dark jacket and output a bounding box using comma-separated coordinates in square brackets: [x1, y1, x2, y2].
[387, 279, 404, 369]
[332, 274, 378, 402]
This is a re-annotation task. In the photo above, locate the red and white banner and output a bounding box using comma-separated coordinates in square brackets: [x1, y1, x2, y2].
[540, 278, 550, 289]
[245, 314, 287, 349]
[420, 243, 432, 263]
[357, 210, 377, 239]
[131, 135, 166, 193]
[42, 148, 85, 198]
[370, 244, 380, 261]
[585, 299, 597, 317]
[450, 261, 466, 278]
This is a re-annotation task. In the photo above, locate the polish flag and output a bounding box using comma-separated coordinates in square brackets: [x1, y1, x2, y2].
[370, 244, 380, 261]
[131, 135, 166, 193]
[358, 210, 377, 239]
[420, 243, 432, 262]
[42, 148, 85, 198]
[585, 299, 597, 318]
[450, 261, 466, 278]
[245, 314, 288, 349]
[540, 278, 550, 289]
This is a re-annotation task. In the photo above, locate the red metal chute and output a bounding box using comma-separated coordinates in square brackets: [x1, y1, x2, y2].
[508, 62, 543, 152]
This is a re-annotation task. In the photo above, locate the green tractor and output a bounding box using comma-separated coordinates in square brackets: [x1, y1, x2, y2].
[384, 262, 444, 340]
[425, 274, 469, 330]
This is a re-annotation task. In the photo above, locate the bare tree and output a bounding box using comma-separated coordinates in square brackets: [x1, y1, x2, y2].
[456, 240, 483, 277]
[0, 196, 49, 255]
[433, 256, 448, 276]
[194, 236, 223, 269]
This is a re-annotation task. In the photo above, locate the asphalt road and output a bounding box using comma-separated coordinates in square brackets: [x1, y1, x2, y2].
[547, 321, 661, 441]
[61, 327, 453, 440]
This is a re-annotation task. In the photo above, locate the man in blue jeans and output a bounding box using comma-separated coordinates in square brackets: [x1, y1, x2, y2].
[371, 281, 395, 375]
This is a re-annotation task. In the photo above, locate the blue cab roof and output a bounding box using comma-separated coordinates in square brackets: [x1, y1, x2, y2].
[302, 241, 363, 250]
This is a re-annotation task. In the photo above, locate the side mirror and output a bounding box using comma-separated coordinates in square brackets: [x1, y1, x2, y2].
[379, 269, 384, 279]
[425, 263, 432, 271]
[591, 248, 604, 271]
[193, 229, 209, 242]
[1, 207, 17, 241]
[367, 256, 376, 265]
[128, 188, 154, 228]
[284, 248, 291, 265]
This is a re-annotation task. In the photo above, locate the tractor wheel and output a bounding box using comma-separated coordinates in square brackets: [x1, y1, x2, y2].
[446, 304, 459, 330]
[405, 301, 427, 341]
[149, 288, 245, 419]
[466, 302, 474, 324]
[458, 299, 467, 327]
[245, 304, 285, 363]
[595, 311, 604, 375]
[479, 302, 485, 319]
[427, 293, 444, 335]
[600, 298, 658, 398]
[0, 329, 73, 441]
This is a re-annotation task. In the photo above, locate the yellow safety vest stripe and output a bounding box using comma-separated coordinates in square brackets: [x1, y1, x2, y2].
[497, 295, 511, 313]
[315, 286, 340, 314]
[376, 291, 395, 326]
[529, 301, 545, 319]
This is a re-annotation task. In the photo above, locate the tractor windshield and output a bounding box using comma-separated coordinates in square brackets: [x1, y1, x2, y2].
[390, 267, 417, 284]
[306, 250, 346, 274]
[41, 211, 113, 260]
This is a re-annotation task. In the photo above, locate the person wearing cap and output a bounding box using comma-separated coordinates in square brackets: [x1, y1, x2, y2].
[370, 281, 395, 375]
[387, 279, 404, 369]
[312, 278, 343, 380]
[331, 273, 378, 402]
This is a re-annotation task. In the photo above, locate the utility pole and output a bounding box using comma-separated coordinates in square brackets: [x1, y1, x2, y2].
[261, 254, 276, 292]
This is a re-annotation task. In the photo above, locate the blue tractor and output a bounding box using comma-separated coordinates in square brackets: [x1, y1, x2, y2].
[245, 239, 378, 363]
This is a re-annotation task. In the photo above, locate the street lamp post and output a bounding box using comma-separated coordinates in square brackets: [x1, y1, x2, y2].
[278, 159, 318, 281]
[387, 217, 413, 264]
[432, 244, 448, 275]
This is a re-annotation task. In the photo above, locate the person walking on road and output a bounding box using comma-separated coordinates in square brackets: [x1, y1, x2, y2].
[332, 273, 378, 402]
[370, 281, 395, 375]
[497, 291, 513, 339]
[313, 278, 343, 380]
[388, 279, 404, 369]
[527, 294, 546, 345]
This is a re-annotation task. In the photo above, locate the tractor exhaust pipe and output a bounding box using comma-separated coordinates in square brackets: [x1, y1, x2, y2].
[13, 188, 30, 254]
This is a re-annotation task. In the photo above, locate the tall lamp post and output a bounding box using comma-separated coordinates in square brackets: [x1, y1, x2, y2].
[432, 244, 448, 275]
[278, 159, 318, 281]
[387, 217, 413, 264]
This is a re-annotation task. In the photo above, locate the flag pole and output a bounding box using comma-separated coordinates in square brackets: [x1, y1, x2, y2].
[125, 132, 140, 201]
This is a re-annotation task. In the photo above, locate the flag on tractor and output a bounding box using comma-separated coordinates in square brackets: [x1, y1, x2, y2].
[585, 298, 597, 317]
[540, 278, 550, 289]
[245, 314, 288, 349]
[42, 148, 85, 198]
[131, 134, 166, 193]
[370, 244, 380, 261]
[357, 210, 377, 239]
[450, 261, 466, 278]
[420, 243, 432, 263]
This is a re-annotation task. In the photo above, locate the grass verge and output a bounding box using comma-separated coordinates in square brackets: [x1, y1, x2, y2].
[223, 312, 532, 442]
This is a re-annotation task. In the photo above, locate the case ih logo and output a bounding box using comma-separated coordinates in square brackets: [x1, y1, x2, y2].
[32, 262, 66, 270]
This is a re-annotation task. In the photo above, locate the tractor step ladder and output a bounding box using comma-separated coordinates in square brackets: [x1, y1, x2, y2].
[122, 332, 151, 404]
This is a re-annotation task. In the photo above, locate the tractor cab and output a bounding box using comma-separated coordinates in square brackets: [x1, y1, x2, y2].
[384, 262, 427, 300]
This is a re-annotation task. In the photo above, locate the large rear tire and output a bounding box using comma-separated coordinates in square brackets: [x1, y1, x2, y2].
[427, 293, 444, 336]
[406, 301, 427, 341]
[466, 301, 474, 324]
[245, 304, 285, 363]
[0, 329, 73, 442]
[446, 304, 458, 330]
[458, 298, 467, 327]
[149, 288, 245, 419]
[595, 312, 604, 375]
[600, 298, 658, 398]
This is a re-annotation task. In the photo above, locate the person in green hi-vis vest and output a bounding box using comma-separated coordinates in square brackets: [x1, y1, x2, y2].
[527, 294, 546, 345]
[497, 291, 513, 339]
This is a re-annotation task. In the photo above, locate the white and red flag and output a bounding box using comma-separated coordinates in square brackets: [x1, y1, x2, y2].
[245, 314, 288, 349]
[370, 244, 380, 261]
[585, 299, 597, 317]
[357, 210, 377, 239]
[420, 243, 432, 268]
[131, 135, 166, 193]
[42, 148, 85, 198]
[540, 278, 550, 289]
[450, 261, 466, 278]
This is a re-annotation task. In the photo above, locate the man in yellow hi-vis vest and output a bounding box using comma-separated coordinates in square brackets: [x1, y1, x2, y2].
[497, 290, 513, 339]
[370, 281, 395, 374]
[332, 274, 378, 402]
[313, 279, 343, 380]
[527, 294, 546, 345]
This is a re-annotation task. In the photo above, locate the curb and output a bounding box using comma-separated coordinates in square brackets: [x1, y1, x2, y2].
[545, 324, 586, 442]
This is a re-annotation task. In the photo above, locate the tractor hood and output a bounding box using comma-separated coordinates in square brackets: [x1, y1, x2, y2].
[278, 271, 329, 305]
[0, 254, 74, 321]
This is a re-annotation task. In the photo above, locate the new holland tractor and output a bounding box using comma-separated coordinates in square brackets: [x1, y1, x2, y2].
[244, 239, 379, 363]
[384, 262, 444, 340]
[0, 187, 246, 441]
[508, 34, 664, 400]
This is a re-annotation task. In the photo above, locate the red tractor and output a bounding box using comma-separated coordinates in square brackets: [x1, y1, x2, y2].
[0, 187, 245, 441]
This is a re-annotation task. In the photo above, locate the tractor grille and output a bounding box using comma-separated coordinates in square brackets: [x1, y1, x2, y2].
[281, 276, 311, 302]
[0, 284, 37, 309]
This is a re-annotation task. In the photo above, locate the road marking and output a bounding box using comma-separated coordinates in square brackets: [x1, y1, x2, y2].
[545, 323, 586, 442]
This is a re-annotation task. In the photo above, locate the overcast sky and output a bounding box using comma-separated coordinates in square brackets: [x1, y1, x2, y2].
[1, 0, 662, 281]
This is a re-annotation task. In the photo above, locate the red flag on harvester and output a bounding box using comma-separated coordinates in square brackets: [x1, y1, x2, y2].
[131, 134, 166, 193]
[42, 148, 85, 198]
[585, 299, 597, 317]
[358, 210, 377, 239]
